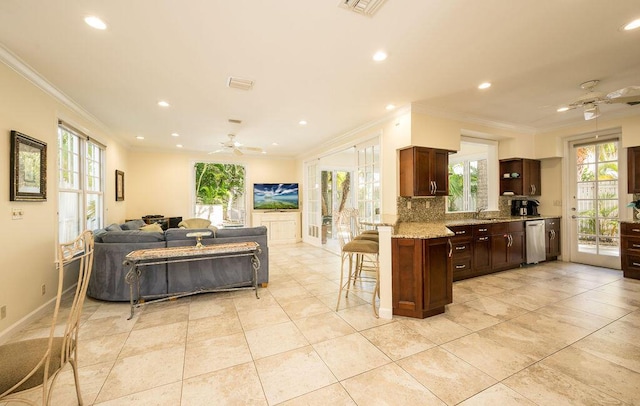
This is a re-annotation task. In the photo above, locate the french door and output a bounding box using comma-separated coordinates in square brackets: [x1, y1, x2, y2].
[569, 137, 621, 268]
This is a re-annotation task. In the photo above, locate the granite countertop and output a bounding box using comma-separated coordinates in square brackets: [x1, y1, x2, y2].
[392, 215, 562, 239]
[393, 222, 454, 239]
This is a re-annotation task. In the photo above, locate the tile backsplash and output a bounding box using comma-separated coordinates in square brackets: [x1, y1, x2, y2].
[397, 196, 516, 222]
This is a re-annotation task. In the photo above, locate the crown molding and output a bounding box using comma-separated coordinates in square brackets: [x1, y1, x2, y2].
[0, 44, 114, 137]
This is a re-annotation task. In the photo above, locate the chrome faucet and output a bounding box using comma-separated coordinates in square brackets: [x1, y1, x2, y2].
[474, 207, 486, 219]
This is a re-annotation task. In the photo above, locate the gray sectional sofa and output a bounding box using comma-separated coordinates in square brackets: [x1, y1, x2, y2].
[88, 221, 269, 301]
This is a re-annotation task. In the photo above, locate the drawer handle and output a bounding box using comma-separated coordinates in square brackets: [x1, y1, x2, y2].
[456, 230, 466, 235]
[455, 246, 466, 250]
[633, 262, 640, 267]
[633, 229, 640, 232]
[633, 244, 640, 248]
[478, 237, 488, 241]
[455, 265, 466, 269]
[479, 228, 487, 232]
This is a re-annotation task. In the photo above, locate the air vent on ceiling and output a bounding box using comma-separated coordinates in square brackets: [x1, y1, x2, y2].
[339, 0, 388, 16]
[228, 118, 242, 124]
[227, 77, 254, 91]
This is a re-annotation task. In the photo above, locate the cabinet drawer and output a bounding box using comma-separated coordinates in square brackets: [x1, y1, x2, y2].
[622, 222, 640, 236]
[452, 257, 472, 274]
[509, 221, 525, 232]
[622, 254, 640, 271]
[451, 241, 472, 257]
[622, 237, 640, 253]
[449, 225, 472, 239]
[473, 224, 491, 235]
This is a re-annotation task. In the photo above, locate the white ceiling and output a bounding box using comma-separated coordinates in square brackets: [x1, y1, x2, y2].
[1, 1, 639, 157]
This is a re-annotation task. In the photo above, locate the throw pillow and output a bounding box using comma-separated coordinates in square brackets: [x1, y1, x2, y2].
[105, 223, 122, 232]
[121, 219, 146, 230]
[140, 223, 163, 233]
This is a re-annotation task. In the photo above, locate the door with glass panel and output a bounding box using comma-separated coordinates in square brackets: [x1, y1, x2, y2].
[569, 138, 621, 268]
[303, 161, 322, 246]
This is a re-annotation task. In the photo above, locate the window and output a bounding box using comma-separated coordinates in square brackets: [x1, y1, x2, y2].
[447, 138, 498, 213]
[193, 162, 246, 226]
[58, 122, 104, 242]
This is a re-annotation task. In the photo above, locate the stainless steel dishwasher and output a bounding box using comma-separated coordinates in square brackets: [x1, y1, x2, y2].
[526, 219, 546, 264]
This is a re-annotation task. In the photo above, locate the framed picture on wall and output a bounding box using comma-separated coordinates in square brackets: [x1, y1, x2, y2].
[116, 170, 125, 201]
[10, 130, 47, 201]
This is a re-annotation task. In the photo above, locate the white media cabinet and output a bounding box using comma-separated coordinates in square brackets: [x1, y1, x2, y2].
[252, 211, 301, 244]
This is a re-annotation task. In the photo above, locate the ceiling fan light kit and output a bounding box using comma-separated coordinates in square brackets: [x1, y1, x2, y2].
[209, 134, 263, 156]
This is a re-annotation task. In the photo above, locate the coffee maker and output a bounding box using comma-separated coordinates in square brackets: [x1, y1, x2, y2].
[511, 199, 540, 216]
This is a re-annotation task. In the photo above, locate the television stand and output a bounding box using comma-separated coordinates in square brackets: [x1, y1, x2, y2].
[252, 211, 301, 244]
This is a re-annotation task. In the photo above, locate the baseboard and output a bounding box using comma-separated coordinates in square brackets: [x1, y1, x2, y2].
[0, 284, 77, 345]
[378, 307, 393, 320]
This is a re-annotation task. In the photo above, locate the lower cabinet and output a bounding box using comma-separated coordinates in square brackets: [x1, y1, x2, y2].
[621, 222, 640, 280]
[392, 237, 453, 318]
[491, 221, 525, 271]
[545, 218, 561, 260]
[252, 212, 301, 244]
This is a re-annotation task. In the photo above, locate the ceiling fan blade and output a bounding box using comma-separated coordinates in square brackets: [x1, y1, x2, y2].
[239, 146, 264, 152]
[208, 149, 224, 155]
[232, 148, 243, 156]
[606, 86, 640, 104]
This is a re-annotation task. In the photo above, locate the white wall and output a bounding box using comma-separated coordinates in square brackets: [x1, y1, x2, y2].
[0, 61, 127, 337]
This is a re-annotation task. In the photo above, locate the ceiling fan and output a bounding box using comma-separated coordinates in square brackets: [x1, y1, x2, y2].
[559, 80, 640, 120]
[209, 134, 263, 156]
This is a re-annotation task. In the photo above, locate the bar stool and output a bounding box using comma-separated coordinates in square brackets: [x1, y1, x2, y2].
[334, 210, 380, 317]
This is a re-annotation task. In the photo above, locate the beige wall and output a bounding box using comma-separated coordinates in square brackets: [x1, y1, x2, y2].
[125, 150, 299, 223]
[0, 62, 128, 337]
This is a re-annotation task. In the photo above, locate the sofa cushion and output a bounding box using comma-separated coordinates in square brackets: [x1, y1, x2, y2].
[164, 228, 215, 242]
[101, 230, 165, 243]
[93, 228, 108, 243]
[140, 223, 163, 232]
[121, 219, 146, 230]
[216, 226, 267, 238]
[105, 223, 122, 232]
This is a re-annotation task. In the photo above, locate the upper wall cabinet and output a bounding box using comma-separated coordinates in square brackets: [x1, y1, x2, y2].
[399, 146, 453, 197]
[499, 158, 541, 196]
[628, 147, 640, 194]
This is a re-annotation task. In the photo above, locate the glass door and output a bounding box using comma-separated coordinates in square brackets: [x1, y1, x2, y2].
[569, 138, 621, 268]
[303, 161, 322, 246]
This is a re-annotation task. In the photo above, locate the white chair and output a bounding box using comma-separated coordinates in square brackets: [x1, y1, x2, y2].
[0, 230, 95, 405]
[335, 210, 380, 317]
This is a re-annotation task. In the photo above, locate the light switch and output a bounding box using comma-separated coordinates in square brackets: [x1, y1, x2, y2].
[12, 208, 23, 220]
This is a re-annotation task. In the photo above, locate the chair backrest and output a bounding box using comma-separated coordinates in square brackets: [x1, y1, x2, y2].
[334, 209, 361, 248]
[56, 230, 95, 365]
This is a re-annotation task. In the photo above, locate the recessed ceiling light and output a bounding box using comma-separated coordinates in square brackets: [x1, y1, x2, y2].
[158, 100, 170, 107]
[373, 51, 387, 62]
[623, 18, 640, 31]
[478, 82, 492, 90]
[272, 142, 279, 146]
[386, 104, 396, 111]
[171, 132, 179, 137]
[136, 136, 144, 140]
[84, 16, 107, 30]
[557, 106, 570, 112]
[299, 120, 307, 126]
[176, 144, 183, 148]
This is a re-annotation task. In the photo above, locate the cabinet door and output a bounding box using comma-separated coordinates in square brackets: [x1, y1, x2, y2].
[545, 218, 561, 259]
[392, 238, 424, 318]
[491, 233, 509, 269]
[432, 149, 450, 195]
[628, 147, 640, 193]
[508, 231, 525, 266]
[525, 159, 541, 196]
[473, 235, 491, 273]
[399, 147, 432, 196]
[423, 238, 452, 311]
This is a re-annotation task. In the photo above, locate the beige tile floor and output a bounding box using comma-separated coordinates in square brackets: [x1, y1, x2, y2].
[2, 242, 640, 405]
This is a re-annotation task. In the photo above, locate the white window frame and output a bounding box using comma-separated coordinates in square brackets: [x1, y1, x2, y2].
[57, 122, 105, 243]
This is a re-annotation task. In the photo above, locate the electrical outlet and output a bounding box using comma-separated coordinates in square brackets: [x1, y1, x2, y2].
[425, 200, 430, 208]
[41, 284, 46, 295]
[0, 305, 6, 320]
[407, 200, 411, 209]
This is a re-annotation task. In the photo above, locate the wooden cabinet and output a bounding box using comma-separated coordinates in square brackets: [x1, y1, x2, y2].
[490, 221, 525, 271]
[448, 225, 473, 280]
[399, 146, 453, 197]
[472, 224, 492, 275]
[545, 218, 561, 260]
[500, 158, 541, 196]
[620, 222, 640, 280]
[392, 237, 453, 318]
[252, 211, 301, 244]
[628, 147, 640, 193]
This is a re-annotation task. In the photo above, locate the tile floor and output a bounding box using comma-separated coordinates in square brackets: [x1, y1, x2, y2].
[2, 242, 640, 405]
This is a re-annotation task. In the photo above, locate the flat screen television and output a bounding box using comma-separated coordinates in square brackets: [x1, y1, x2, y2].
[253, 183, 299, 210]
